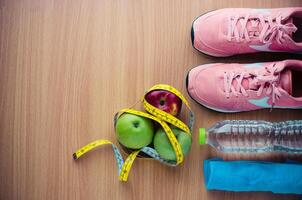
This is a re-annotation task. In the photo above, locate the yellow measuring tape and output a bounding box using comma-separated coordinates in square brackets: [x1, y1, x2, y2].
[73, 84, 194, 182]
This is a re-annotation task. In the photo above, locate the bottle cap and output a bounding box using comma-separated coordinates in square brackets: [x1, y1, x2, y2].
[199, 128, 207, 145]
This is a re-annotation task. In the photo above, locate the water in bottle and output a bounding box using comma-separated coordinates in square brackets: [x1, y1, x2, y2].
[199, 120, 302, 153]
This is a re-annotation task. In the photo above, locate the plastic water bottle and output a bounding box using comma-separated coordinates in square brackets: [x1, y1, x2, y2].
[199, 120, 302, 153]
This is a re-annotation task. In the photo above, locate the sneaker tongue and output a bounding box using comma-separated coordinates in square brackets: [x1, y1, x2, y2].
[280, 69, 292, 95]
[232, 69, 292, 94]
[283, 17, 295, 38]
[236, 16, 296, 38]
[235, 18, 264, 37]
[245, 19, 263, 36]
[232, 76, 258, 91]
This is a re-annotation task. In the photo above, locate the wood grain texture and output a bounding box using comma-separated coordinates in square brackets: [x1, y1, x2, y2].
[1, 0, 302, 199]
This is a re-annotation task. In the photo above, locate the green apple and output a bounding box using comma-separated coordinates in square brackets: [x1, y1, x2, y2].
[153, 127, 192, 161]
[115, 113, 154, 149]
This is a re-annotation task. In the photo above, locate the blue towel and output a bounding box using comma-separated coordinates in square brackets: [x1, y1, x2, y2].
[204, 158, 302, 194]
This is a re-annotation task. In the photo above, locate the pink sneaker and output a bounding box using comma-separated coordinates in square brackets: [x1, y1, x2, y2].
[186, 60, 302, 112]
[191, 8, 302, 57]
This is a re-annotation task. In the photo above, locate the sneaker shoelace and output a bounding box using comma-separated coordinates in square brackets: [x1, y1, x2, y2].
[227, 14, 297, 44]
[223, 64, 282, 108]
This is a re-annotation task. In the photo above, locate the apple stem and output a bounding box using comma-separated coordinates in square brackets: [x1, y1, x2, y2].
[159, 99, 165, 106]
[133, 122, 139, 128]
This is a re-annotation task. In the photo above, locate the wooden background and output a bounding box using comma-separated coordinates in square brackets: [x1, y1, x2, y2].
[1, 0, 302, 199]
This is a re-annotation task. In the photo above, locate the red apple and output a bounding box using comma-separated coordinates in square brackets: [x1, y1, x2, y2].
[145, 90, 182, 116]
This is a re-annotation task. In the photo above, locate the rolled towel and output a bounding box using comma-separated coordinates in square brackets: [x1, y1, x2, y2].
[204, 158, 302, 194]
